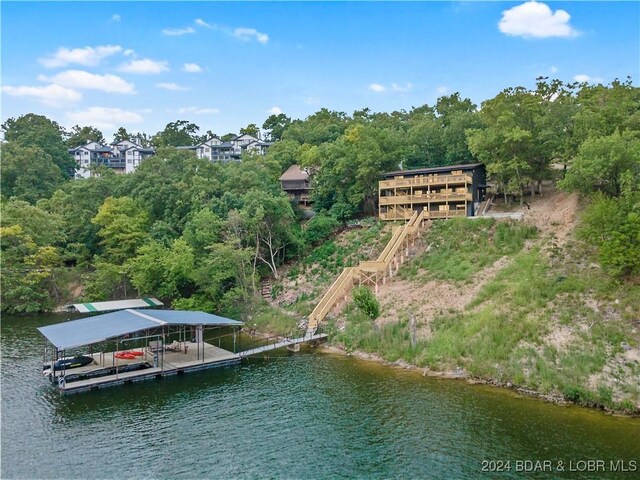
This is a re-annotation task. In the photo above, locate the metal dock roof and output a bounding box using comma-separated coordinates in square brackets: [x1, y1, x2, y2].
[38, 309, 243, 350]
[72, 298, 163, 313]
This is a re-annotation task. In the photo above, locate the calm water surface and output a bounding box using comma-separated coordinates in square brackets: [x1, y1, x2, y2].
[1, 314, 639, 479]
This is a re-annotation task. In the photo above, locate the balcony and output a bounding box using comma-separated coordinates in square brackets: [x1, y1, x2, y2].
[379, 209, 467, 221]
[379, 192, 472, 205]
[379, 174, 472, 190]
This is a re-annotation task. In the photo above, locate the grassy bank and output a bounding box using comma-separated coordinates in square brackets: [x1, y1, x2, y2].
[329, 217, 640, 413]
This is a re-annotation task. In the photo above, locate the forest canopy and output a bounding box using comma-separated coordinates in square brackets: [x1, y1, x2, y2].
[1, 77, 638, 314]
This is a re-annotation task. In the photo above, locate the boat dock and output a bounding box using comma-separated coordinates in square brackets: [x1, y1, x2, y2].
[38, 309, 328, 394]
[52, 342, 241, 394]
[54, 334, 327, 394]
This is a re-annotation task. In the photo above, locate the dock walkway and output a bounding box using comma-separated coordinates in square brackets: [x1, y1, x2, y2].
[239, 333, 328, 358]
[55, 334, 328, 393]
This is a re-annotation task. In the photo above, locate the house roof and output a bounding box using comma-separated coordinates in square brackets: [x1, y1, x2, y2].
[38, 309, 244, 350]
[383, 163, 484, 178]
[279, 164, 309, 182]
[246, 140, 273, 147]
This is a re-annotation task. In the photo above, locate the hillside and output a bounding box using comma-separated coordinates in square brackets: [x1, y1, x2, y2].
[262, 185, 640, 413]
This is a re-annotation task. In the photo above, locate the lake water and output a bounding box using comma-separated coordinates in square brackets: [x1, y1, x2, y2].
[1, 314, 638, 479]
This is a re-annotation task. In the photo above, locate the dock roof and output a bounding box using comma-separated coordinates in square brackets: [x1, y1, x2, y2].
[72, 298, 163, 313]
[38, 309, 243, 350]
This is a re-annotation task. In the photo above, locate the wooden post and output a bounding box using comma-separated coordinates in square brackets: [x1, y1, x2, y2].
[410, 315, 417, 349]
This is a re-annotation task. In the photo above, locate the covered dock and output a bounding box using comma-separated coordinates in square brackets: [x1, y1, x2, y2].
[38, 309, 243, 394]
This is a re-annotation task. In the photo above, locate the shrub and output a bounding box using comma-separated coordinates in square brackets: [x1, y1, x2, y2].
[303, 212, 340, 245]
[352, 286, 380, 319]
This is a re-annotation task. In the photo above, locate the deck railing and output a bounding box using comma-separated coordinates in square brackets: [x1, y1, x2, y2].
[379, 174, 472, 189]
[379, 192, 472, 205]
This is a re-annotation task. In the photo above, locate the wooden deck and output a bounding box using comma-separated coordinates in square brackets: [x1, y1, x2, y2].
[53, 342, 240, 394]
[51, 334, 329, 394]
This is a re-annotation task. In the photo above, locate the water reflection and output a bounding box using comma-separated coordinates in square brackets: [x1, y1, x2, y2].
[2, 314, 639, 479]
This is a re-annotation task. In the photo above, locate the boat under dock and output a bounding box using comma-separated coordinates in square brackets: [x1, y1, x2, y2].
[48, 334, 328, 394]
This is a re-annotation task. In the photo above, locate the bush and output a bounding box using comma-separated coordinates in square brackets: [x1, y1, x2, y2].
[303, 212, 340, 245]
[352, 286, 380, 319]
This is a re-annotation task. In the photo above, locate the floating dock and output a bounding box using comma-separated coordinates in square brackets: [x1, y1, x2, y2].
[38, 309, 327, 394]
[52, 334, 327, 394]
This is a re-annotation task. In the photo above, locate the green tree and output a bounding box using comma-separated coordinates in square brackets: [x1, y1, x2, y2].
[153, 120, 201, 147]
[467, 86, 552, 203]
[113, 127, 133, 143]
[560, 131, 640, 197]
[0, 142, 65, 203]
[0, 198, 66, 246]
[0, 225, 62, 312]
[1, 113, 75, 175]
[573, 78, 640, 143]
[128, 238, 195, 298]
[182, 209, 224, 255]
[283, 108, 348, 145]
[66, 125, 105, 147]
[92, 196, 150, 264]
[239, 123, 260, 138]
[124, 148, 220, 230]
[262, 113, 291, 141]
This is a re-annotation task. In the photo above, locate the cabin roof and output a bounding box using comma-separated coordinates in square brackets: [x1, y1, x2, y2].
[38, 309, 243, 350]
[383, 163, 484, 178]
[279, 164, 309, 182]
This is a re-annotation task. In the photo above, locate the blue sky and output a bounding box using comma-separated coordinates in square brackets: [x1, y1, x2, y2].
[2, 1, 639, 140]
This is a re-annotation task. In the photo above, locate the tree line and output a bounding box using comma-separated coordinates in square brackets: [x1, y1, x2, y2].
[1, 77, 638, 315]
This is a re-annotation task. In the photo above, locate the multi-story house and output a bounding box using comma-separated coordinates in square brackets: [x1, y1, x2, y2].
[180, 134, 273, 162]
[279, 164, 312, 206]
[378, 163, 487, 220]
[69, 140, 154, 178]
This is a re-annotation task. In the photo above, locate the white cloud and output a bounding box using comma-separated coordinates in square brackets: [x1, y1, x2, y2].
[233, 27, 269, 44]
[195, 18, 212, 29]
[66, 107, 144, 129]
[111, 14, 121, 22]
[162, 26, 196, 36]
[391, 82, 413, 93]
[123, 49, 135, 57]
[268, 106, 283, 115]
[39, 45, 122, 68]
[156, 82, 190, 91]
[1, 84, 81, 107]
[369, 83, 386, 93]
[39, 70, 136, 94]
[304, 96, 321, 105]
[119, 58, 169, 74]
[499, 1, 579, 39]
[437, 86, 450, 95]
[573, 74, 603, 83]
[182, 63, 203, 73]
[550, 65, 558, 73]
[178, 106, 220, 115]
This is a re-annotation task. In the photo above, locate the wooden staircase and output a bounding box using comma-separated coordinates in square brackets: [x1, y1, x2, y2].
[306, 211, 428, 335]
[260, 280, 272, 300]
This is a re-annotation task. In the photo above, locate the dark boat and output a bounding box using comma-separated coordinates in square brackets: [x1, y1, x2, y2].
[43, 355, 94, 373]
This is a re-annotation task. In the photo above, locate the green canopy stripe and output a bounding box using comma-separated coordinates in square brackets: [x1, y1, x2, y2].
[84, 303, 98, 312]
